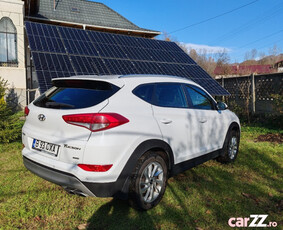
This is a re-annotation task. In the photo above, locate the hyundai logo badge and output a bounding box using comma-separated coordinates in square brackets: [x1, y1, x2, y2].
[38, 114, 46, 121]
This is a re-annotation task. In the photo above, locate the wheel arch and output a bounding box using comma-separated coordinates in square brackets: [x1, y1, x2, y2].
[216, 121, 241, 162]
[229, 121, 241, 136]
[116, 139, 174, 199]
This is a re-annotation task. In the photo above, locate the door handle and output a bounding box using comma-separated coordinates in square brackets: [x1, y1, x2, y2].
[199, 118, 207, 123]
[160, 119, 172, 124]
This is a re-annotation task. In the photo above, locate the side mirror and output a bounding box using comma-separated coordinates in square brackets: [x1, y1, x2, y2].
[217, 101, 228, 110]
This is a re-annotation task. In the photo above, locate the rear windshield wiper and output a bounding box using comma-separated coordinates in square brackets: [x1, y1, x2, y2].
[45, 102, 75, 109]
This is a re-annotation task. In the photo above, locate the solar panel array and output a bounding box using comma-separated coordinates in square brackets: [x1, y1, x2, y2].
[25, 21, 229, 95]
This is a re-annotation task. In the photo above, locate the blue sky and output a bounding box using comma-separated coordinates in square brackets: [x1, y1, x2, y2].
[94, 0, 283, 63]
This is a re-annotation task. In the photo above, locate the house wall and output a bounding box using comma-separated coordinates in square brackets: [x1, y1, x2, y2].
[0, 0, 26, 107]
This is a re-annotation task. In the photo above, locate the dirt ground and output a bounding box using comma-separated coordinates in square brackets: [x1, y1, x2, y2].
[255, 133, 283, 144]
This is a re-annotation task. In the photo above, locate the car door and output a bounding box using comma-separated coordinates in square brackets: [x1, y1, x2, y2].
[183, 84, 224, 155]
[151, 83, 191, 164]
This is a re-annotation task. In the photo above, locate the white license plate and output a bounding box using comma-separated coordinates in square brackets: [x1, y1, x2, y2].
[32, 139, 60, 156]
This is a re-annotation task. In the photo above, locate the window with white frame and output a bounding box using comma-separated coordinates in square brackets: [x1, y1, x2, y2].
[0, 17, 18, 66]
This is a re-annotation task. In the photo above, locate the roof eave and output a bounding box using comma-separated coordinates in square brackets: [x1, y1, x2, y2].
[25, 16, 161, 37]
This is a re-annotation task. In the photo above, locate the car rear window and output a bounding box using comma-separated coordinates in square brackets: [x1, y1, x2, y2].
[33, 80, 120, 109]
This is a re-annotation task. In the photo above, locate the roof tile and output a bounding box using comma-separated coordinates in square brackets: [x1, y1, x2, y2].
[30, 0, 160, 35]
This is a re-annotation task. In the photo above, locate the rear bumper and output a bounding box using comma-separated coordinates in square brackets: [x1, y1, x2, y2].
[23, 156, 121, 197]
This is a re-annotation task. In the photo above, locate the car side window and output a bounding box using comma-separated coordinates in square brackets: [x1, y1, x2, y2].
[132, 84, 154, 104]
[154, 83, 187, 108]
[184, 85, 214, 110]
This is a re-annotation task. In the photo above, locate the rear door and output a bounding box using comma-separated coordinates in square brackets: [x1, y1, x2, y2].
[151, 83, 191, 164]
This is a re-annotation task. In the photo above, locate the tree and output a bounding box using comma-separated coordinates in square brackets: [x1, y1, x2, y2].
[214, 49, 232, 76]
[0, 78, 8, 115]
[242, 45, 283, 66]
[268, 44, 282, 64]
[186, 48, 218, 77]
[251, 48, 258, 60]
[244, 48, 258, 62]
[162, 32, 218, 76]
[258, 52, 267, 65]
[268, 44, 281, 57]
[162, 31, 172, 42]
[162, 32, 235, 77]
[0, 77, 24, 143]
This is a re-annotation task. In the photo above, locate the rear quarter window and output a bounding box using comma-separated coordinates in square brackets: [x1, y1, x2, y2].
[153, 83, 187, 108]
[132, 84, 154, 104]
[34, 80, 120, 109]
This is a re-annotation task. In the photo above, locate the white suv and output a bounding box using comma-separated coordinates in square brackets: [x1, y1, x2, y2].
[22, 74, 240, 210]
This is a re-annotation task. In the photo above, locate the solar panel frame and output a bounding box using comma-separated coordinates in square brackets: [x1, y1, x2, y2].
[25, 21, 229, 96]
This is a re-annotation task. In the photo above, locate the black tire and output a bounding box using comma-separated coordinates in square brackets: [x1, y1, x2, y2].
[129, 151, 168, 210]
[217, 129, 240, 163]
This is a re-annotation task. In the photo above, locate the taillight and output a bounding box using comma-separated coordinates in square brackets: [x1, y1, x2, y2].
[62, 113, 129, 132]
[24, 106, 29, 116]
[78, 164, 113, 172]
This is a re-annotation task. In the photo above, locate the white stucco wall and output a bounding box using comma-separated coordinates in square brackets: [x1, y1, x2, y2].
[0, 0, 26, 106]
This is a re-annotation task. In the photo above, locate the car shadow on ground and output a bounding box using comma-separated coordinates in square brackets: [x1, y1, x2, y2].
[85, 184, 201, 230]
[86, 198, 155, 230]
[85, 144, 282, 230]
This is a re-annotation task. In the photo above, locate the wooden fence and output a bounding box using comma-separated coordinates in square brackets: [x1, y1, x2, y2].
[216, 72, 283, 114]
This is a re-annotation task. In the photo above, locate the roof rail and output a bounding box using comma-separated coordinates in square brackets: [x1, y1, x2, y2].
[119, 74, 187, 80]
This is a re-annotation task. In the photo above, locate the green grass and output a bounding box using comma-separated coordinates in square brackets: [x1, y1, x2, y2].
[0, 126, 282, 230]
